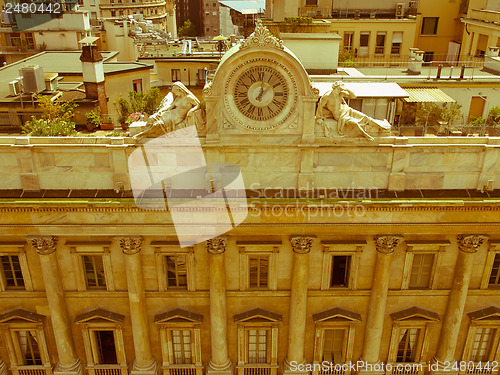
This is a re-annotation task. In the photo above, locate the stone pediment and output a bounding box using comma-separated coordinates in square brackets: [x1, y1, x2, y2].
[390, 307, 439, 322]
[154, 308, 203, 324]
[467, 306, 500, 321]
[0, 309, 45, 324]
[74, 308, 125, 324]
[234, 308, 282, 323]
[312, 308, 361, 322]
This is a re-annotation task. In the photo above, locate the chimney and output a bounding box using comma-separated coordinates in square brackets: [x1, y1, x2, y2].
[408, 49, 424, 74]
[79, 36, 108, 115]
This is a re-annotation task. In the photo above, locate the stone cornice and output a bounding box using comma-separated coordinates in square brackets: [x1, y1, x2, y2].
[375, 235, 404, 254]
[457, 234, 489, 253]
[26, 236, 58, 255]
[117, 236, 143, 255]
[206, 236, 228, 254]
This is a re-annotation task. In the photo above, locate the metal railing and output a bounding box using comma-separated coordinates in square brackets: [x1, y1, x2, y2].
[94, 368, 123, 375]
[169, 368, 197, 375]
[243, 367, 272, 375]
[18, 369, 48, 375]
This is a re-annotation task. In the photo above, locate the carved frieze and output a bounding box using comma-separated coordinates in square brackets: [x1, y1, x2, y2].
[375, 235, 404, 254]
[289, 235, 315, 254]
[206, 236, 228, 254]
[457, 234, 489, 253]
[26, 236, 58, 255]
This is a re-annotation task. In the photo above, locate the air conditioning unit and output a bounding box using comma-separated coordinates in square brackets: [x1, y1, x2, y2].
[9, 80, 20, 96]
[20, 65, 44, 93]
[396, 3, 404, 18]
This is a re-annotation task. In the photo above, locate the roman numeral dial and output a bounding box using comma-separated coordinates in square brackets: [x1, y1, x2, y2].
[233, 65, 289, 122]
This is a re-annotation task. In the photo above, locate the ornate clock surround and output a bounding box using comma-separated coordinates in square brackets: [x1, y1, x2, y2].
[204, 23, 319, 136]
[224, 57, 298, 131]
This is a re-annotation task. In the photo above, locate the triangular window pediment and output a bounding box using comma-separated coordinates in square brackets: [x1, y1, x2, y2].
[313, 307, 361, 322]
[390, 307, 439, 322]
[234, 308, 282, 323]
[468, 306, 500, 321]
[0, 309, 45, 324]
[154, 309, 203, 324]
[74, 308, 125, 324]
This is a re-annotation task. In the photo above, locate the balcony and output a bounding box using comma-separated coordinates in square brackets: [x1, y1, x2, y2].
[237, 364, 278, 375]
[467, 8, 500, 24]
[87, 365, 128, 375]
[12, 366, 53, 375]
[161, 365, 203, 375]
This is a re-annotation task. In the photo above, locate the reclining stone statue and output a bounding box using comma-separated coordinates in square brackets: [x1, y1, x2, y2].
[315, 81, 391, 140]
[133, 82, 205, 139]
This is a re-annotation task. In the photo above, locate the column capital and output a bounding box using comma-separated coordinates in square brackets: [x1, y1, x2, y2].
[118, 236, 143, 255]
[457, 234, 489, 253]
[206, 236, 228, 254]
[289, 235, 316, 254]
[374, 235, 404, 254]
[26, 236, 58, 255]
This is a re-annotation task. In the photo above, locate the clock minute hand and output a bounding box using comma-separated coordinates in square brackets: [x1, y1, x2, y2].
[256, 81, 265, 102]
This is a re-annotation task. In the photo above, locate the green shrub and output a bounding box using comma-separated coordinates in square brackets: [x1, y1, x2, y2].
[22, 94, 78, 136]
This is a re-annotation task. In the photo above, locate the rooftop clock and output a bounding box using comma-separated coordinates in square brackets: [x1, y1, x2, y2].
[224, 58, 298, 131]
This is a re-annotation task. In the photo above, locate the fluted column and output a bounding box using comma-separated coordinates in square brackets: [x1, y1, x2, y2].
[361, 235, 404, 368]
[284, 235, 315, 374]
[433, 235, 489, 370]
[119, 237, 157, 375]
[27, 236, 82, 375]
[206, 236, 232, 375]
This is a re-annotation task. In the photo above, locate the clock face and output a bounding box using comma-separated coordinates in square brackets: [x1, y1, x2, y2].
[224, 58, 297, 131]
[234, 66, 289, 122]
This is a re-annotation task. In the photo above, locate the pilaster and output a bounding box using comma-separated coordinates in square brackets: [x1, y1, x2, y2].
[206, 236, 232, 375]
[361, 235, 404, 372]
[432, 235, 489, 373]
[283, 235, 315, 375]
[118, 236, 157, 375]
[26, 236, 82, 375]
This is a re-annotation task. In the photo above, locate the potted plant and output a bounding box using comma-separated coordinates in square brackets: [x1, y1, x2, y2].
[100, 116, 114, 130]
[124, 112, 143, 130]
[85, 110, 100, 132]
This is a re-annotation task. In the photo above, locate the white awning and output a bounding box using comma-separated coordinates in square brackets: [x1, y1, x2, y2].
[392, 32, 403, 43]
[313, 82, 409, 98]
[401, 88, 456, 103]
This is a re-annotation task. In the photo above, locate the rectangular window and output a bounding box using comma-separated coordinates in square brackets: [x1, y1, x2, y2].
[471, 328, 496, 362]
[83, 255, 106, 289]
[330, 255, 351, 288]
[166, 255, 187, 288]
[1, 255, 25, 289]
[489, 253, 500, 287]
[171, 330, 192, 364]
[322, 329, 344, 363]
[391, 32, 403, 55]
[343, 32, 354, 52]
[16, 331, 42, 365]
[111, 10, 116, 16]
[172, 69, 181, 82]
[397, 328, 421, 362]
[375, 33, 385, 55]
[247, 329, 269, 364]
[409, 254, 434, 289]
[132, 79, 142, 92]
[249, 256, 269, 289]
[421, 17, 439, 35]
[359, 32, 370, 57]
[94, 330, 118, 364]
[305, 0, 318, 5]
[7, 33, 21, 47]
